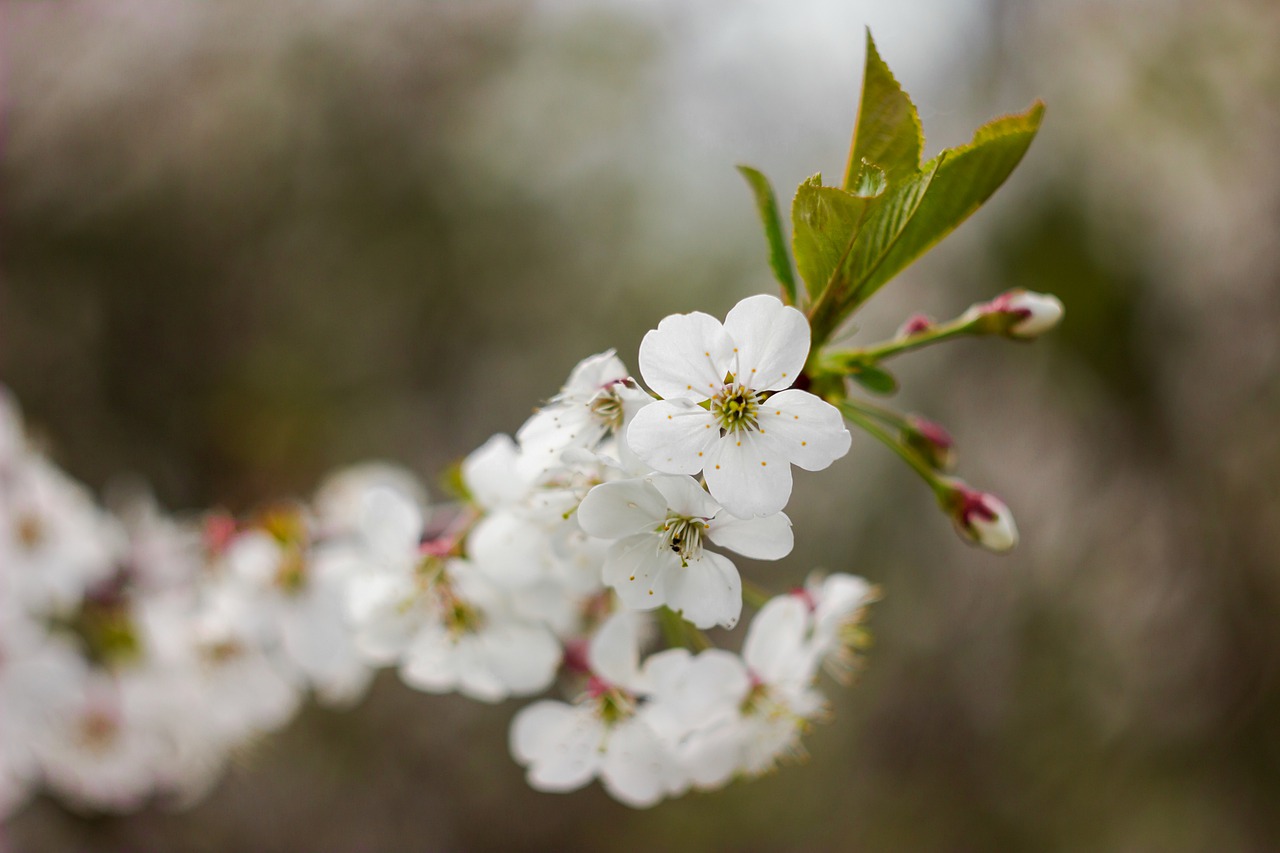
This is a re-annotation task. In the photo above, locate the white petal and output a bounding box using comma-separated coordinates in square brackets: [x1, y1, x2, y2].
[468, 511, 546, 587]
[722, 294, 810, 392]
[706, 511, 793, 560]
[754, 389, 851, 471]
[743, 596, 812, 686]
[586, 610, 642, 687]
[461, 434, 528, 510]
[601, 719, 668, 808]
[602, 536, 674, 611]
[648, 474, 720, 520]
[454, 637, 509, 702]
[399, 626, 458, 694]
[626, 400, 719, 475]
[703, 432, 793, 518]
[663, 551, 742, 630]
[562, 349, 628, 395]
[510, 700, 573, 764]
[680, 722, 744, 790]
[358, 487, 424, 563]
[524, 708, 604, 792]
[482, 624, 562, 696]
[638, 311, 734, 400]
[577, 480, 667, 540]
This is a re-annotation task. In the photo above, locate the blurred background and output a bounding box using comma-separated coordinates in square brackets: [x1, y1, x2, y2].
[4, 0, 1280, 849]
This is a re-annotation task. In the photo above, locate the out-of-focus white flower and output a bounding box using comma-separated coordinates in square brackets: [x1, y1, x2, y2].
[337, 492, 563, 702]
[576, 474, 793, 629]
[0, 457, 122, 616]
[510, 611, 682, 808]
[627, 294, 851, 518]
[312, 462, 429, 543]
[223, 511, 374, 706]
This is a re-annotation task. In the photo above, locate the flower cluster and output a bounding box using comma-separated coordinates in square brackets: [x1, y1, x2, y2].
[0, 271, 1062, 816]
[1, 33, 1063, 818]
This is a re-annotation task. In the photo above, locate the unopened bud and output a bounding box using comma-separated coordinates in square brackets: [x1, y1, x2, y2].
[903, 416, 955, 471]
[963, 289, 1063, 339]
[940, 479, 1017, 553]
[896, 313, 935, 339]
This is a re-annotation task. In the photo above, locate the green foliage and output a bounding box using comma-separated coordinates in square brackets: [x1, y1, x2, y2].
[850, 103, 1046, 306]
[847, 362, 899, 395]
[842, 31, 923, 190]
[739, 33, 1043, 350]
[737, 165, 798, 305]
[790, 175, 875, 302]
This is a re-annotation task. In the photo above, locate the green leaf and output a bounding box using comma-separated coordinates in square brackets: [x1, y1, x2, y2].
[737, 165, 798, 305]
[852, 161, 887, 199]
[790, 174, 873, 302]
[854, 101, 1045, 303]
[842, 31, 923, 190]
[848, 363, 899, 395]
[843, 160, 940, 303]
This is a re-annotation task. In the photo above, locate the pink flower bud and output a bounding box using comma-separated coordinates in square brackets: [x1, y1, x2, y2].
[905, 416, 956, 471]
[964, 289, 1064, 339]
[940, 479, 1018, 553]
[896, 313, 935, 338]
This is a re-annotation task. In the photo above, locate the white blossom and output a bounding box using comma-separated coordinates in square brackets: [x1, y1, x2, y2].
[627, 294, 851, 518]
[577, 474, 792, 628]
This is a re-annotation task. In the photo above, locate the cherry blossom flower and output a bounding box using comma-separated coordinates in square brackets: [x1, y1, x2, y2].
[576, 474, 793, 629]
[627, 294, 851, 518]
[516, 350, 651, 482]
[509, 611, 683, 807]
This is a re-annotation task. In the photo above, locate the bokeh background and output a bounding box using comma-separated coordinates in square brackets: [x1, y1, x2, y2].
[4, 0, 1280, 849]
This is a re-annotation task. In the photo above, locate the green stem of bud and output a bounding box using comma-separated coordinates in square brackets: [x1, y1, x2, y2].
[819, 314, 979, 371]
[838, 401, 949, 499]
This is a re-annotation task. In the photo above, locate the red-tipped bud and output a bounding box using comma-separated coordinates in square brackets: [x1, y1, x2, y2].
[896, 313, 935, 338]
[940, 479, 1017, 553]
[964, 289, 1064, 339]
[904, 416, 956, 471]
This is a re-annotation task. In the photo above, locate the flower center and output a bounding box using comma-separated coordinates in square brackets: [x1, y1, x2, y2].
[14, 513, 44, 550]
[588, 386, 626, 432]
[77, 709, 120, 754]
[657, 513, 706, 567]
[711, 383, 764, 434]
[439, 584, 486, 637]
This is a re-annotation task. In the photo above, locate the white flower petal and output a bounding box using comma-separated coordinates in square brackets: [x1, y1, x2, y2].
[587, 609, 642, 687]
[523, 707, 604, 792]
[602, 536, 674, 611]
[638, 311, 734, 401]
[482, 624, 561, 696]
[461, 434, 528, 510]
[601, 719, 668, 808]
[577, 480, 667, 541]
[743, 596, 812, 686]
[755, 389, 851, 471]
[722, 294, 810, 391]
[663, 551, 742, 630]
[626, 400, 719, 475]
[703, 432, 793, 518]
[468, 511, 546, 587]
[706, 511, 793, 560]
[399, 626, 458, 694]
[647, 474, 720, 520]
[563, 350, 629, 394]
